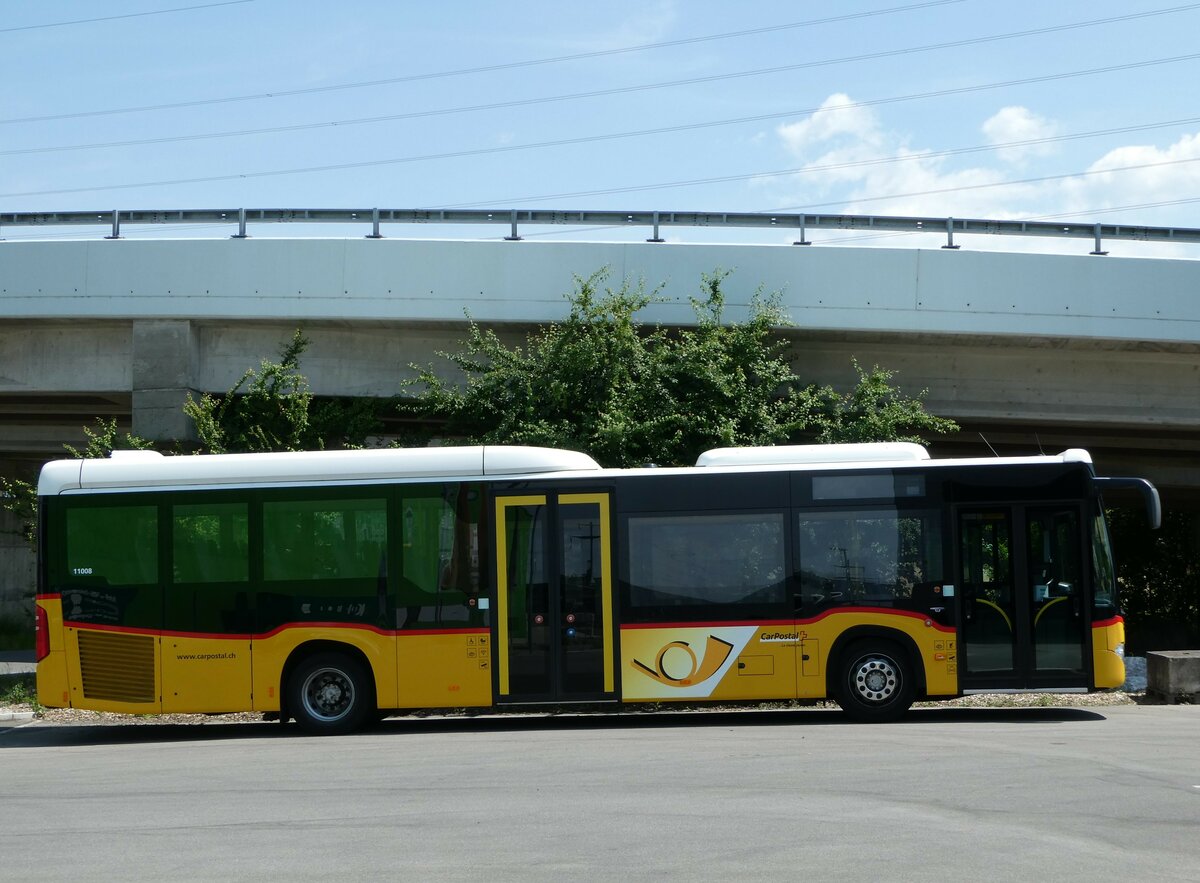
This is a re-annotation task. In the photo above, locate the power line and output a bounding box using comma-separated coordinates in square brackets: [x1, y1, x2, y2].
[443, 117, 1200, 208]
[768, 156, 1200, 214]
[4, 51, 1198, 200]
[9, 3, 1200, 155]
[0, 0, 258, 34]
[0, 0, 966, 125]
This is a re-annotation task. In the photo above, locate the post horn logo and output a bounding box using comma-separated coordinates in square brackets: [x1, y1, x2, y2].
[631, 635, 735, 687]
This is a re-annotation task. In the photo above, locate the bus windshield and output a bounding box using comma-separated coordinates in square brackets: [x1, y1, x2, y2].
[1091, 511, 1119, 615]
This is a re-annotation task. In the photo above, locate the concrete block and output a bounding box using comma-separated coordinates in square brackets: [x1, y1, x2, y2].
[132, 387, 198, 442]
[1146, 650, 1200, 703]
[132, 319, 198, 389]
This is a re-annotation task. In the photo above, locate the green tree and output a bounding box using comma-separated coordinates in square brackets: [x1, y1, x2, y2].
[400, 268, 956, 467]
[185, 330, 387, 454]
[1108, 506, 1200, 652]
[186, 330, 314, 454]
[1, 417, 152, 550]
[0, 476, 36, 548]
[648, 271, 806, 463]
[63, 416, 154, 459]
[813, 360, 958, 444]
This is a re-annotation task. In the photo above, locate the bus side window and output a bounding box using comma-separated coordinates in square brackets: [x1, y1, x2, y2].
[796, 510, 943, 617]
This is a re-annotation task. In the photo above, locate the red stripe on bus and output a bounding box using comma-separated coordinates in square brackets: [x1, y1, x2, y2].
[1092, 615, 1124, 629]
[620, 619, 794, 630]
[159, 628, 254, 641]
[36, 593, 62, 601]
[800, 606, 957, 633]
[253, 621, 391, 640]
[63, 621, 253, 641]
[62, 621, 161, 637]
[254, 622, 488, 639]
[621, 607, 956, 633]
[62, 620, 490, 641]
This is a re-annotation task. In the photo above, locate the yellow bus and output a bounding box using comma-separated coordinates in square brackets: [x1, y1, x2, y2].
[34, 443, 1159, 734]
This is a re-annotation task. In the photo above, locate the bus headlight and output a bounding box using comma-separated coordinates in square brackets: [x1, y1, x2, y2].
[1114, 642, 1125, 658]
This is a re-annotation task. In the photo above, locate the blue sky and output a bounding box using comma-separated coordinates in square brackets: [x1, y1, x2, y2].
[3, 0, 1199, 254]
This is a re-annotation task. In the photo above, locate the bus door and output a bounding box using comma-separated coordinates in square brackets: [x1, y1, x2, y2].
[956, 506, 1089, 690]
[494, 492, 616, 703]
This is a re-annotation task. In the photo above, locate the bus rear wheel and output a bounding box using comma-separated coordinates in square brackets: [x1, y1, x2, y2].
[287, 652, 373, 735]
[834, 640, 915, 723]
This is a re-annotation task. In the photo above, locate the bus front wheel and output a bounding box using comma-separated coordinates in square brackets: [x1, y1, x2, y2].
[834, 640, 915, 723]
[287, 652, 373, 735]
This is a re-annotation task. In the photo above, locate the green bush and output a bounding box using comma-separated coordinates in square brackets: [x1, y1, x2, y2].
[0, 673, 38, 709]
[1109, 506, 1200, 654]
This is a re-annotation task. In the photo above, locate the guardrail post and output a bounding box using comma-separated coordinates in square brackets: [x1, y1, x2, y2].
[1090, 222, 1108, 256]
[366, 207, 383, 239]
[504, 210, 522, 241]
[647, 211, 665, 243]
[104, 209, 122, 240]
[231, 208, 249, 239]
[942, 216, 960, 249]
[793, 215, 811, 245]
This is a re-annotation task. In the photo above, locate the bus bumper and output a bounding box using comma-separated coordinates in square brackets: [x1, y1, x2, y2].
[1092, 618, 1126, 690]
[35, 596, 71, 709]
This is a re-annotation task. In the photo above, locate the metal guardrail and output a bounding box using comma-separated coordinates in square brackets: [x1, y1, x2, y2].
[3, 208, 1199, 254]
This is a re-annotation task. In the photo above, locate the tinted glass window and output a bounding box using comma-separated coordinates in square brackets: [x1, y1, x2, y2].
[396, 484, 486, 628]
[797, 509, 943, 615]
[173, 503, 249, 583]
[66, 505, 158, 586]
[263, 497, 387, 582]
[627, 512, 786, 608]
[1091, 512, 1117, 613]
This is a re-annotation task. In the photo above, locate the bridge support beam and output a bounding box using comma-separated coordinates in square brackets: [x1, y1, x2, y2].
[132, 319, 199, 444]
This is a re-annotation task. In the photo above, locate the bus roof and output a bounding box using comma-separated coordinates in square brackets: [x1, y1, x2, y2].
[37, 445, 602, 496]
[37, 443, 1096, 496]
[696, 442, 930, 467]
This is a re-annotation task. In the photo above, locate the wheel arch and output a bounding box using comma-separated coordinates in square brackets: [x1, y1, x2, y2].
[279, 640, 378, 722]
[826, 625, 928, 700]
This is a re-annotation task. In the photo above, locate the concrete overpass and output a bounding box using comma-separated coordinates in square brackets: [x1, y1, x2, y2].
[4, 232, 1200, 619]
[3, 234, 1199, 476]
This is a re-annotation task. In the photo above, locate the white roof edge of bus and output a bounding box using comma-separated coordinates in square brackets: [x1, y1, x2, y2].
[38, 445, 600, 495]
[37, 459, 84, 497]
[696, 442, 930, 468]
[108, 450, 165, 461]
[37, 444, 1096, 496]
[1061, 448, 1093, 464]
[482, 446, 600, 475]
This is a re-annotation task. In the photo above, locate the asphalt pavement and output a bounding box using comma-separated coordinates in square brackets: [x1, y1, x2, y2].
[1, 704, 1197, 881]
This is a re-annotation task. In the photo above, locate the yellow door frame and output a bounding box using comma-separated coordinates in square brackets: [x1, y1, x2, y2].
[494, 492, 615, 698]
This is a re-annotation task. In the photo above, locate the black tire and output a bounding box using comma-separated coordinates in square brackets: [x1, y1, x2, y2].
[286, 652, 374, 735]
[834, 640, 916, 723]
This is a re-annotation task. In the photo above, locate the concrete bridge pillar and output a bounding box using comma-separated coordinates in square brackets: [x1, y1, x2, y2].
[132, 319, 199, 443]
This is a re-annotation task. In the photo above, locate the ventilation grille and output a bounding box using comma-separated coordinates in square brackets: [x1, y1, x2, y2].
[78, 630, 156, 703]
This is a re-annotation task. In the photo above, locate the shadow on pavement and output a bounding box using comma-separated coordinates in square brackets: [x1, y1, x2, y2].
[1, 704, 1109, 748]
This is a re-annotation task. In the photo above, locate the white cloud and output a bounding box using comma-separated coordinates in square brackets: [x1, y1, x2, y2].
[981, 106, 1059, 165]
[769, 94, 1009, 215]
[764, 94, 1200, 257]
[777, 94, 880, 153]
[1060, 132, 1200, 213]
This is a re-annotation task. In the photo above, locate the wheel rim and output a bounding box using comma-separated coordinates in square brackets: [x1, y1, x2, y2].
[849, 653, 901, 705]
[300, 666, 356, 723]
